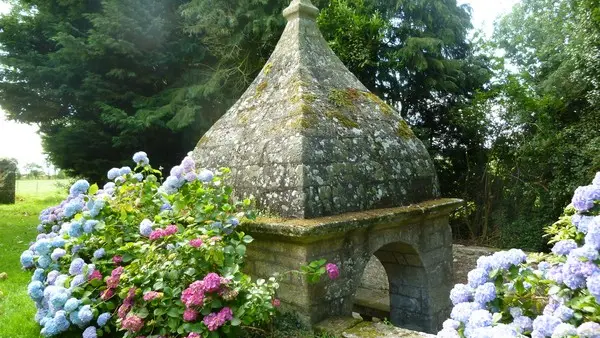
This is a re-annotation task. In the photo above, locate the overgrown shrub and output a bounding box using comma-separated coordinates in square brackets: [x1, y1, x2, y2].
[20, 152, 334, 338]
[438, 173, 600, 337]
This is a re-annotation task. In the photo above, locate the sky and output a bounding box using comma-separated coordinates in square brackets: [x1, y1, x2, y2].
[0, 0, 521, 172]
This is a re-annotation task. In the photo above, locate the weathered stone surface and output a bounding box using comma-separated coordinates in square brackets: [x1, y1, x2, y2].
[316, 317, 435, 338]
[242, 199, 461, 333]
[0, 158, 17, 204]
[192, 0, 439, 219]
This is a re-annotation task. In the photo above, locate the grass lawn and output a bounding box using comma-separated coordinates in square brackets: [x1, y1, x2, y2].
[0, 182, 65, 338]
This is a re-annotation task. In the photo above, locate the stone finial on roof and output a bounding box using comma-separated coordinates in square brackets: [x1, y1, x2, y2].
[283, 0, 319, 21]
[193, 0, 440, 219]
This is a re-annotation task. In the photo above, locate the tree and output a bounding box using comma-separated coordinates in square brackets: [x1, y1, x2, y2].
[24, 162, 44, 179]
[484, 0, 600, 250]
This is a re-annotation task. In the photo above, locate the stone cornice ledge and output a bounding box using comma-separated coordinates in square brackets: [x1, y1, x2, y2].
[241, 198, 463, 239]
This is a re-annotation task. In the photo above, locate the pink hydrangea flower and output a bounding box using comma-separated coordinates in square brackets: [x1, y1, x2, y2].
[181, 281, 205, 307]
[149, 229, 166, 240]
[165, 224, 178, 235]
[88, 269, 102, 281]
[272, 298, 281, 307]
[326, 263, 340, 280]
[187, 333, 201, 338]
[113, 255, 123, 265]
[203, 273, 221, 292]
[143, 291, 161, 301]
[183, 308, 198, 322]
[218, 307, 233, 321]
[118, 303, 132, 319]
[101, 288, 114, 300]
[122, 315, 144, 332]
[189, 238, 203, 248]
[106, 276, 120, 288]
[112, 266, 124, 277]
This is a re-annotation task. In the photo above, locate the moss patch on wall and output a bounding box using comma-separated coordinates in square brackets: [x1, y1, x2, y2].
[397, 120, 415, 140]
[325, 110, 359, 129]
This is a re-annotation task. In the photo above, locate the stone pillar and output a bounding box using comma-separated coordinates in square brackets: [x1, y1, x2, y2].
[0, 158, 17, 204]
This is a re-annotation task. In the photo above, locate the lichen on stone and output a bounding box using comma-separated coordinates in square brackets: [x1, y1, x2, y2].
[264, 62, 273, 75]
[397, 120, 415, 140]
[254, 81, 268, 99]
[329, 88, 356, 107]
[325, 110, 359, 129]
[363, 92, 394, 116]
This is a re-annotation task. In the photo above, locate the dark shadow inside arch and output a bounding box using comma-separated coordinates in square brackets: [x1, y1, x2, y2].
[353, 241, 433, 332]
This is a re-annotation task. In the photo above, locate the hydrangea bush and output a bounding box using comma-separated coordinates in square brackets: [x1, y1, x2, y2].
[438, 173, 600, 338]
[20, 152, 335, 338]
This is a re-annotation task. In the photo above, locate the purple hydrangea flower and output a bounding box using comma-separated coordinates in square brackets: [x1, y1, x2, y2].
[552, 323, 577, 337]
[82, 326, 97, 338]
[450, 302, 482, 323]
[69, 258, 85, 275]
[466, 309, 492, 329]
[572, 185, 600, 212]
[587, 273, 600, 301]
[511, 316, 533, 333]
[197, 169, 213, 183]
[467, 268, 489, 288]
[474, 282, 496, 304]
[97, 312, 111, 327]
[532, 315, 561, 337]
[442, 319, 460, 330]
[107, 168, 120, 180]
[93, 248, 105, 259]
[139, 219, 153, 237]
[551, 240, 578, 256]
[570, 245, 599, 261]
[450, 284, 473, 305]
[170, 165, 184, 178]
[553, 305, 574, 321]
[577, 322, 600, 337]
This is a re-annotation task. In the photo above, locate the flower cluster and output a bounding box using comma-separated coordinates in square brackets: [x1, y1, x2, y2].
[438, 173, 600, 338]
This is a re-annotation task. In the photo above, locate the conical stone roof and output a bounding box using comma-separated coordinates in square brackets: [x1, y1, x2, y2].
[192, 0, 439, 219]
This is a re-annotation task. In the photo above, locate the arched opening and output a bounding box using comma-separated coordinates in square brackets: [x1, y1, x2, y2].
[353, 241, 439, 332]
[353, 254, 390, 321]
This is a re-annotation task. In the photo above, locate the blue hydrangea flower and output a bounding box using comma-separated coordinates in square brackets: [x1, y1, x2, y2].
[585, 220, 600, 250]
[54, 274, 69, 288]
[37, 255, 51, 268]
[437, 328, 460, 337]
[28, 281, 44, 301]
[511, 316, 533, 333]
[442, 319, 460, 330]
[21, 250, 35, 268]
[450, 283, 473, 305]
[32, 268, 46, 282]
[450, 302, 482, 323]
[34, 239, 52, 255]
[71, 245, 82, 254]
[572, 214, 595, 234]
[466, 309, 492, 329]
[97, 312, 111, 327]
[532, 314, 562, 337]
[47, 270, 60, 285]
[474, 282, 496, 305]
[572, 185, 600, 212]
[184, 172, 197, 182]
[552, 323, 577, 337]
[170, 165, 184, 178]
[587, 273, 600, 302]
[134, 173, 144, 181]
[82, 326, 97, 338]
[467, 268, 489, 288]
[577, 322, 600, 337]
[570, 245, 599, 261]
[69, 258, 85, 275]
[471, 324, 519, 338]
[553, 305, 574, 321]
[93, 248, 105, 259]
[78, 305, 93, 324]
[133, 151, 149, 165]
[551, 240, 578, 256]
[69, 310, 82, 327]
[119, 166, 132, 176]
[70, 274, 86, 289]
[198, 169, 214, 182]
[64, 297, 80, 312]
[83, 220, 99, 234]
[107, 168, 120, 180]
[139, 219, 153, 237]
[69, 180, 90, 196]
[51, 248, 66, 261]
[160, 203, 172, 211]
[50, 291, 69, 309]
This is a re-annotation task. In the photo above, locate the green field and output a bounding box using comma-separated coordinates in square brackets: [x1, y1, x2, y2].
[0, 181, 65, 338]
[15, 179, 70, 196]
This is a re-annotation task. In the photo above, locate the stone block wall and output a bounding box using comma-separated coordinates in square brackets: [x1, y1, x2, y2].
[242, 199, 460, 333]
[0, 158, 17, 204]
